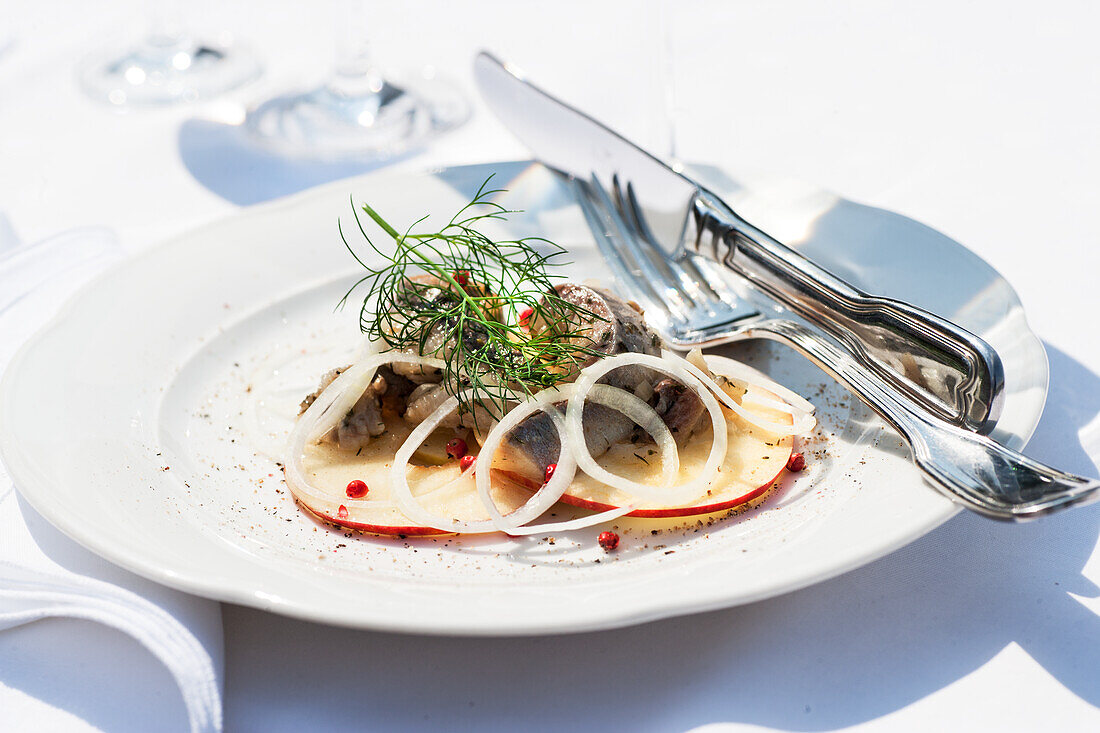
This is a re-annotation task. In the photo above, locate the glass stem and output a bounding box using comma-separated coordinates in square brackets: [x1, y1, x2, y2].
[330, 0, 385, 96]
[146, 0, 185, 48]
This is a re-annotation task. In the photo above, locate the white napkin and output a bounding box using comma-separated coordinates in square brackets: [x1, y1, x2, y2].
[0, 226, 224, 733]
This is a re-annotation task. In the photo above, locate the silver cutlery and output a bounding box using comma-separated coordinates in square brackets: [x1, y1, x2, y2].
[474, 51, 1100, 519]
[474, 52, 1003, 435]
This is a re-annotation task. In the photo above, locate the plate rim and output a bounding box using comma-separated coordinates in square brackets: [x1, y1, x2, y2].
[0, 160, 1049, 635]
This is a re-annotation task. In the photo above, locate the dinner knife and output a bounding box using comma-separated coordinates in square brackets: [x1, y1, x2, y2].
[473, 52, 1005, 435]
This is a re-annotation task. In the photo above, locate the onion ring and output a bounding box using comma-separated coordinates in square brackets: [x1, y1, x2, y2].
[389, 390, 499, 533]
[671, 350, 814, 436]
[567, 352, 727, 506]
[285, 352, 445, 510]
[474, 384, 641, 534]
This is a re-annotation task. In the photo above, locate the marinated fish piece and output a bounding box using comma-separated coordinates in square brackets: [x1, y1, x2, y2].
[403, 383, 452, 424]
[495, 402, 635, 481]
[391, 360, 445, 384]
[651, 378, 705, 443]
[549, 283, 660, 391]
[403, 382, 496, 430]
[386, 273, 516, 388]
[496, 284, 702, 477]
[299, 364, 417, 451]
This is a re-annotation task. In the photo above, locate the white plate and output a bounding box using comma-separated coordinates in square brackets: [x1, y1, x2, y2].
[0, 161, 1047, 635]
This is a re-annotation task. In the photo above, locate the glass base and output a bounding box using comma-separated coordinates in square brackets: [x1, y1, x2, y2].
[80, 35, 261, 107]
[244, 73, 470, 161]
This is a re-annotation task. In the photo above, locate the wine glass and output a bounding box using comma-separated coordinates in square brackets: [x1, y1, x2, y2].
[79, 4, 261, 107]
[244, 0, 469, 161]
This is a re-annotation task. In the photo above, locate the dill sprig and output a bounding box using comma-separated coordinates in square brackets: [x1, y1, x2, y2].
[338, 176, 604, 423]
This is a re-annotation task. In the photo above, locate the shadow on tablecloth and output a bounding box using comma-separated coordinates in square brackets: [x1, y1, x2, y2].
[177, 118, 414, 207]
[220, 343, 1099, 731]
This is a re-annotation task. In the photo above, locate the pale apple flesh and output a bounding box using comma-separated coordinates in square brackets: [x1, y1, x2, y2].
[286, 384, 797, 534]
[284, 419, 530, 536]
[496, 384, 795, 518]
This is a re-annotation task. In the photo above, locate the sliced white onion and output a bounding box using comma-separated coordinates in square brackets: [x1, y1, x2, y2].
[475, 386, 577, 531]
[690, 349, 817, 433]
[700, 352, 816, 413]
[670, 350, 814, 436]
[567, 352, 727, 506]
[580, 384, 679, 487]
[389, 390, 498, 533]
[501, 506, 635, 535]
[285, 352, 446, 510]
[741, 390, 800, 414]
[474, 383, 637, 535]
[355, 334, 382, 361]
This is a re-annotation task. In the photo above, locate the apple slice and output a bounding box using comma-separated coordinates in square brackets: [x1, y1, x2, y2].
[283, 422, 530, 536]
[286, 383, 799, 532]
[497, 384, 796, 518]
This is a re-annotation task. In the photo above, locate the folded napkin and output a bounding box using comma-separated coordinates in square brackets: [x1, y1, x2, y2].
[0, 226, 223, 732]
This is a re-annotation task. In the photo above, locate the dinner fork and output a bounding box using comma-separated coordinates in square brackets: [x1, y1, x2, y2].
[573, 175, 1100, 521]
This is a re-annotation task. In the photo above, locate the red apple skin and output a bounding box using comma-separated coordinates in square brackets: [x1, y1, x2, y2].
[300, 503, 448, 537]
[283, 467, 450, 536]
[493, 380, 797, 517]
[492, 442, 791, 519]
[555, 462, 784, 518]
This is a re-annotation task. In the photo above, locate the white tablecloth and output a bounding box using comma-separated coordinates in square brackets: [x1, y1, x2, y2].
[3, 1, 1098, 730]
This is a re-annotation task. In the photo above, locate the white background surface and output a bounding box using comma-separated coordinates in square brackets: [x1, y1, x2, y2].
[2, 1, 1098, 731]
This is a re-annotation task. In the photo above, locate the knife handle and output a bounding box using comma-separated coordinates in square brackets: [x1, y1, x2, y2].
[688, 189, 1005, 434]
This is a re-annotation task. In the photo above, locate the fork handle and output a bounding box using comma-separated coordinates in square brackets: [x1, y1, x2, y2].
[688, 190, 1005, 435]
[749, 319, 1100, 520]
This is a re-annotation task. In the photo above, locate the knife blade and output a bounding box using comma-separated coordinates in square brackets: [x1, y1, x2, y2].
[473, 51, 1005, 434]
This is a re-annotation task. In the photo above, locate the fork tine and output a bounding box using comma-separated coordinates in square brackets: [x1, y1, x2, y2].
[571, 178, 671, 325]
[608, 175, 699, 308]
[585, 174, 695, 316]
[615, 178, 723, 305]
[573, 174, 760, 347]
[681, 252, 744, 304]
[615, 177, 755, 322]
[582, 175, 696, 322]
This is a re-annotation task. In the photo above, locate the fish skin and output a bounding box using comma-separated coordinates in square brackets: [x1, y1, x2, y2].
[495, 402, 635, 480]
[552, 283, 661, 391]
[651, 378, 705, 444]
[498, 285, 707, 476]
